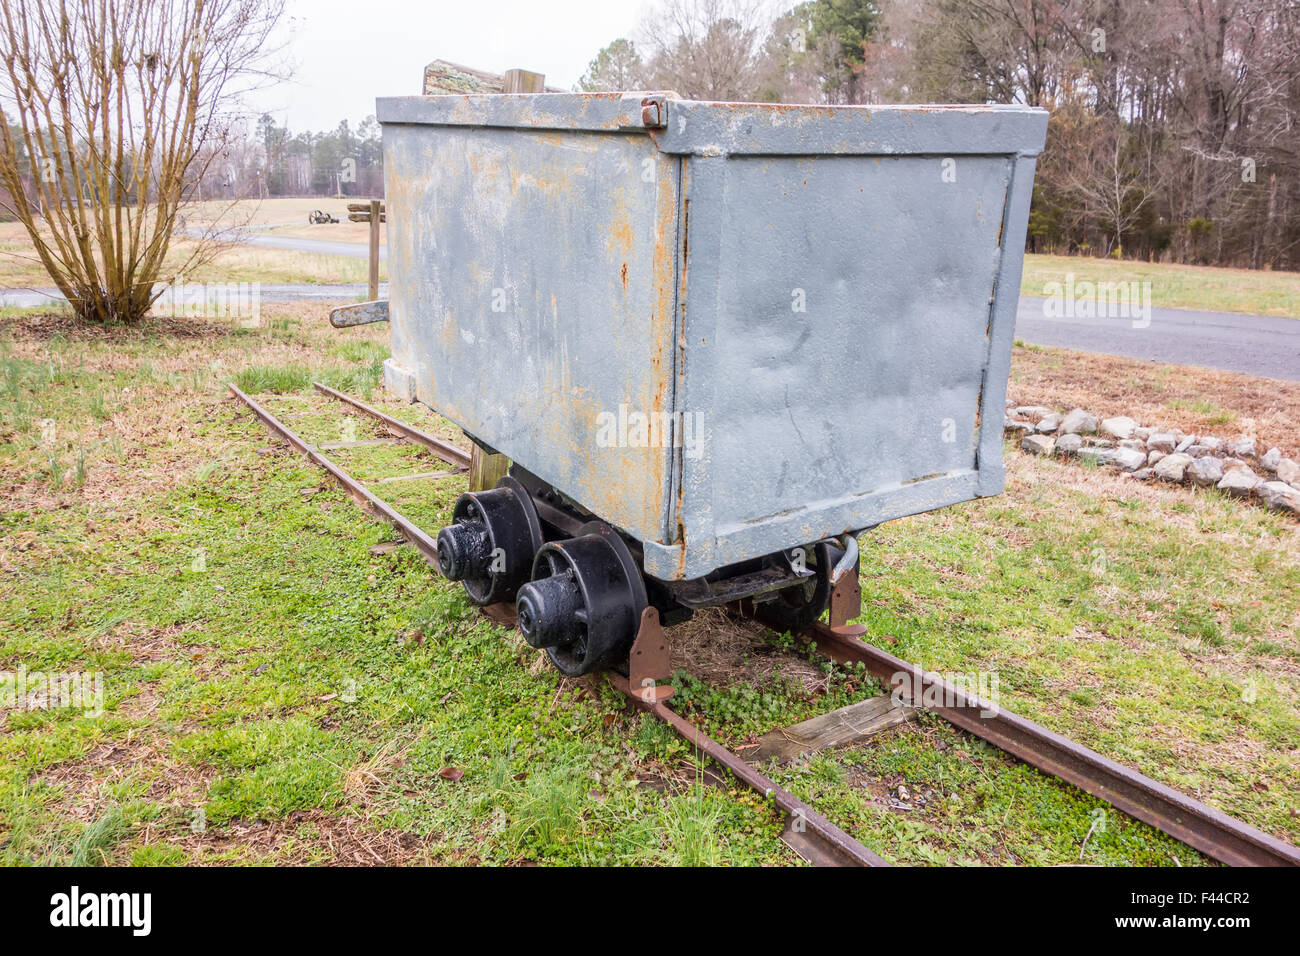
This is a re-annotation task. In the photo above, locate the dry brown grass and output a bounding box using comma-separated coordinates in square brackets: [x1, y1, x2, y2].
[0, 302, 381, 515]
[669, 607, 828, 693]
[1010, 343, 1300, 458]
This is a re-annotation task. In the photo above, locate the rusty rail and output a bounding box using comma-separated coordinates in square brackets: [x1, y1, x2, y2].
[774, 616, 1300, 868]
[610, 675, 889, 866]
[311, 381, 471, 470]
[228, 383, 444, 570]
[233, 381, 1299, 867]
[230, 382, 884, 866]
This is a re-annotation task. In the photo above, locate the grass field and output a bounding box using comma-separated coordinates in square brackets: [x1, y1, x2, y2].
[1010, 342, 1300, 459]
[0, 218, 386, 289]
[1, 305, 1295, 865]
[1021, 253, 1300, 318]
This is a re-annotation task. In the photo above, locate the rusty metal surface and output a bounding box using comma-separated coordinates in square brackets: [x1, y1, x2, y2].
[329, 300, 389, 328]
[785, 617, 1300, 868]
[627, 606, 673, 702]
[312, 381, 471, 470]
[611, 674, 890, 866]
[381, 101, 680, 548]
[228, 383, 446, 570]
[482, 603, 518, 627]
[827, 552, 862, 628]
[378, 93, 1045, 582]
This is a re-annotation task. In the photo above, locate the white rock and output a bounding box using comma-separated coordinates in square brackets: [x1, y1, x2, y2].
[1055, 433, 1083, 456]
[1004, 418, 1030, 438]
[1134, 427, 1152, 441]
[1153, 452, 1193, 482]
[1100, 416, 1138, 441]
[1227, 438, 1257, 458]
[1147, 432, 1177, 453]
[1079, 447, 1115, 465]
[1035, 413, 1063, 434]
[1147, 449, 1167, 466]
[1199, 436, 1222, 452]
[1014, 405, 1054, 421]
[1258, 481, 1300, 516]
[1276, 458, 1300, 486]
[1218, 467, 1262, 496]
[1060, 408, 1099, 435]
[1022, 434, 1055, 456]
[1175, 435, 1195, 453]
[1111, 447, 1148, 472]
[1187, 456, 1224, 488]
[1119, 438, 1146, 451]
[1260, 447, 1282, 472]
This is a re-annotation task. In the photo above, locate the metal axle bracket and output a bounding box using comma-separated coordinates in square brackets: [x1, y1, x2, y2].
[827, 550, 862, 628]
[627, 606, 673, 704]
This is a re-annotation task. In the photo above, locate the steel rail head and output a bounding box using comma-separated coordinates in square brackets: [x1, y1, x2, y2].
[789, 617, 1300, 868]
[611, 675, 890, 867]
[227, 383, 444, 571]
[311, 381, 471, 470]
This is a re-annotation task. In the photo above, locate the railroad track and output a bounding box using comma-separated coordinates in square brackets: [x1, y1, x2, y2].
[228, 381, 1300, 868]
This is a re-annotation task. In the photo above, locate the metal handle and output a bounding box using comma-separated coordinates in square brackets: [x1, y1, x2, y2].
[329, 300, 389, 328]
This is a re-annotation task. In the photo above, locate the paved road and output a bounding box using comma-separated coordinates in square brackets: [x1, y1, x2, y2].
[6, 239, 1296, 380]
[1014, 296, 1299, 382]
[0, 283, 387, 309]
[223, 232, 387, 260]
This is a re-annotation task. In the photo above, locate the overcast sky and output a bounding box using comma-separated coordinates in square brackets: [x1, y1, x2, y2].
[244, 0, 651, 133]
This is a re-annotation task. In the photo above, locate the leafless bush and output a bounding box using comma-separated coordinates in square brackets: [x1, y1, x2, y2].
[0, 0, 288, 322]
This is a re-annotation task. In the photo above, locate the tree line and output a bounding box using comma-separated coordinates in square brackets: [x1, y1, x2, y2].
[580, 0, 1300, 271]
[0, 112, 384, 216]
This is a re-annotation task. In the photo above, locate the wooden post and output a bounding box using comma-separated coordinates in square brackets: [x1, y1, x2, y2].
[502, 69, 545, 94]
[468, 439, 511, 491]
[368, 198, 381, 301]
[468, 67, 543, 490]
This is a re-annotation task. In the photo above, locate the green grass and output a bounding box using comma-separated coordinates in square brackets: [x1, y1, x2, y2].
[0, 308, 1295, 866]
[1021, 252, 1300, 318]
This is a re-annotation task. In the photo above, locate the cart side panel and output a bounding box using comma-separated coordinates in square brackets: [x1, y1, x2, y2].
[383, 123, 680, 545]
[664, 152, 1015, 576]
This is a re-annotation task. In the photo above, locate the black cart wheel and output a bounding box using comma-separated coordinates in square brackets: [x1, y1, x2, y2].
[763, 540, 838, 633]
[435, 475, 544, 605]
[515, 522, 647, 676]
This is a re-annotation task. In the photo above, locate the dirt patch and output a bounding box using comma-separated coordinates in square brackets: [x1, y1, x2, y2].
[0, 310, 239, 342]
[35, 683, 217, 829]
[668, 607, 829, 693]
[1010, 344, 1300, 459]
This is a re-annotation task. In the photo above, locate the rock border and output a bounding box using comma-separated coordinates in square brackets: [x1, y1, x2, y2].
[1004, 402, 1300, 519]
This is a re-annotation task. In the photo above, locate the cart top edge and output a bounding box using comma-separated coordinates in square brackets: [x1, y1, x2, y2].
[375, 93, 1049, 156]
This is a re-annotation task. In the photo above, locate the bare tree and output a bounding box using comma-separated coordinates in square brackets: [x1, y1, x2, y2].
[637, 0, 775, 100]
[1067, 115, 1152, 256]
[0, 0, 287, 323]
